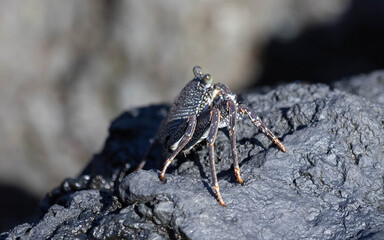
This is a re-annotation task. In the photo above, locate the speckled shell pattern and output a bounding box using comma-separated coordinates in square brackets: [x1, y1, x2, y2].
[157, 77, 238, 154]
[158, 78, 210, 152]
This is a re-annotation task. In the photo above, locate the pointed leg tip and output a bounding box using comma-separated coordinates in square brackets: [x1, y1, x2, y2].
[234, 167, 244, 185]
[281, 143, 287, 152]
[274, 140, 286, 153]
[213, 186, 227, 207]
[237, 177, 244, 185]
[159, 173, 167, 183]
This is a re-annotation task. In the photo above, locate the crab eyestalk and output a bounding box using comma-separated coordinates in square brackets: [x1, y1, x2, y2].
[203, 74, 213, 85]
[193, 66, 203, 78]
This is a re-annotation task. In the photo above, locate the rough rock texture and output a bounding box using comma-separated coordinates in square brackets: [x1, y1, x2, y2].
[2, 72, 384, 239]
[332, 70, 384, 105]
[0, 1, 349, 208]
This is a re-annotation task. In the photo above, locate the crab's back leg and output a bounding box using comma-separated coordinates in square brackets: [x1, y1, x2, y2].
[227, 100, 244, 184]
[207, 108, 227, 207]
[239, 104, 286, 152]
[160, 115, 197, 182]
[135, 137, 157, 171]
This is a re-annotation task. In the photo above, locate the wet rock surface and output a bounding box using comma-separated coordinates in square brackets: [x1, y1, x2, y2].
[2, 72, 384, 239]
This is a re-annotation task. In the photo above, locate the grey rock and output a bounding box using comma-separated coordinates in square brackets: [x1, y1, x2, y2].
[118, 83, 384, 240]
[90, 205, 168, 240]
[0, 1, 349, 210]
[2, 72, 384, 239]
[332, 70, 384, 105]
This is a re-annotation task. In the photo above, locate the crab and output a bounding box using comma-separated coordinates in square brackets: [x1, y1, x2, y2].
[139, 66, 286, 206]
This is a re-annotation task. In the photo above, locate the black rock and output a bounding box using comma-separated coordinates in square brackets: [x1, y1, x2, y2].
[2, 72, 384, 240]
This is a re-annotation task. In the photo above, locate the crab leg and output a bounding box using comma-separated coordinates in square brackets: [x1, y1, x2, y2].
[227, 100, 244, 184]
[160, 115, 197, 182]
[135, 137, 157, 171]
[207, 108, 227, 206]
[239, 104, 286, 152]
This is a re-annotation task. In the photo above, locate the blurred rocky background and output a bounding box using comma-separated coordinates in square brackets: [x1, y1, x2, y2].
[1, 0, 384, 233]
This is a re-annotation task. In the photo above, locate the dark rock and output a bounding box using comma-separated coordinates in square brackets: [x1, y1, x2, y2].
[0, 184, 39, 234]
[332, 70, 384, 105]
[2, 72, 384, 239]
[118, 83, 384, 239]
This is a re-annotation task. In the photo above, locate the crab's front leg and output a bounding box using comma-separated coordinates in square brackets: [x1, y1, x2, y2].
[239, 104, 286, 152]
[227, 100, 244, 184]
[160, 115, 197, 182]
[207, 108, 227, 207]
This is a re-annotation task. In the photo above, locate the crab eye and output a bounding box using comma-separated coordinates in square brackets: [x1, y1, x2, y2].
[203, 74, 213, 85]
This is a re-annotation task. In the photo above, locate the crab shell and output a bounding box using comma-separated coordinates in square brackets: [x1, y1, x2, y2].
[158, 72, 236, 154]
